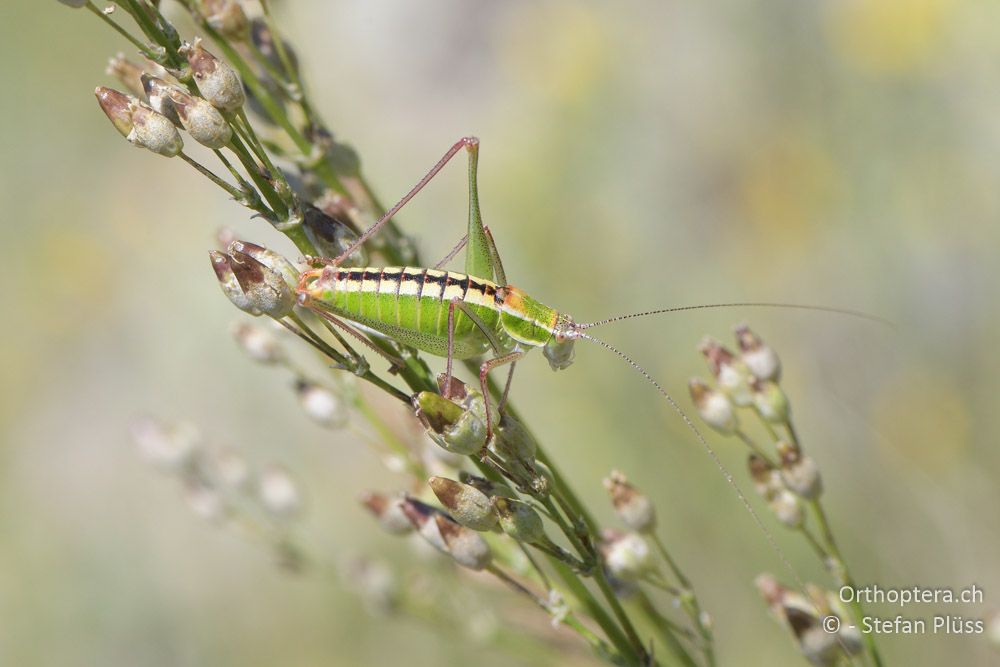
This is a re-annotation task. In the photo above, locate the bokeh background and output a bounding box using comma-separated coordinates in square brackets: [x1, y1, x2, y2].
[3, 0, 999, 665]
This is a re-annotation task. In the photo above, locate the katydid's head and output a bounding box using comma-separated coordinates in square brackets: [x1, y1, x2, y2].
[543, 313, 578, 371]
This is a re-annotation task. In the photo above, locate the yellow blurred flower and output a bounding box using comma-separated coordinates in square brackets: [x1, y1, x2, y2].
[502, 3, 609, 105]
[872, 369, 971, 472]
[738, 128, 840, 247]
[828, 0, 956, 75]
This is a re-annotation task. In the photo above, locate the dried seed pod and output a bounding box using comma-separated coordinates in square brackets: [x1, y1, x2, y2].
[295, 380, 347, 428]
[434, 515, 492, 570]
[197, 0, 249, 40]
[250, 19, 299, 78]
[182, 39, 245, 112]
[141, 74, 182, 126]
[228, 250, 295, 318]
[777, 442, 822, 499]
[698, 337, 753, 406]
[231, 321, 284, 364]
[95, 87, 135, 138]
[413, 390, 487, 455]
[106, 54, 146, 98]
[128, 104, 183, 157]
[689, 378, 738, 434]
[458, 472, 517, 500]
[750, 377, 790, 423]
[209, 251, 261, 315]
[359, 491, 413, 535]
[756, 576, 854, 667]
[168, 87, 232, 148]
[301, 203, 366, 264]
[494, 497, 545, 544]
[603, 470, 656, 532]
[489, 413, 537, 463]
[257, 464, 302, 520]
[227, 240, 298, 291]
[428, 477, 497, 531]
[601, 531, 655, 582]
[399, 497, 448, 553]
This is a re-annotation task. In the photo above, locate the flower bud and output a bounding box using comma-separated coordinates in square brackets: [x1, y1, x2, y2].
[168, 87, 232, 148]
[257, 464, 301, 520]
[735, 324, 782, 382]
[748, 454, 779, 497]
[129, 104, 183, 157]
[428, 477, 497, 531]
[698, 337, 753, 406]
[400, 497, 448, 553]
[182, 39, 245, 112]
[756, 576, 855, 667]
[601, 530, 655, 582]
[688, 378, 738, 434]
[494, 497, 545, 544]
[750, 377, 790, 423]
[231, 321, 284, 364]
[413, 390, 487, 455]
[301, 203, 366, 264]
[777, 442, 822, 499]
[489, 413, 537, 463]
[95, 87, 135, 138]
[228, 250, 295, 318]
[295, 379, 347, 428]
[603, 470, 655, 532]
[141, 74, 183, 126]
[360, 491, 413, 535]
[131, 417, 200, 472]
[209, 251, 261, 315]
[769, 489, 803, 528]
[106, 54, 146, 98]
[434, 515, 492, 570]
[198, 0, 249, 40]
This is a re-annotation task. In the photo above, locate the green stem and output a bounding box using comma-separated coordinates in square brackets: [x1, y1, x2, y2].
[651, 534, 715, 667]
[735, 429, 778, 467]
[85, 2, 149, 53]
[179, 152, 244, 200]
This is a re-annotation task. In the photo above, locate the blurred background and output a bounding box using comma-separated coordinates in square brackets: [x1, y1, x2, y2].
[3, 0, 999, 664]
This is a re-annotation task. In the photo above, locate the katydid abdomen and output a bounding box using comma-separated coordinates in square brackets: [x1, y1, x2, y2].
[299, 265, 566, 361]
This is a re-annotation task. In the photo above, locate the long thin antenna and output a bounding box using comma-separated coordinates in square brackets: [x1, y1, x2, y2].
[579, 302, 893, 330]
[578, 332, 811, 599]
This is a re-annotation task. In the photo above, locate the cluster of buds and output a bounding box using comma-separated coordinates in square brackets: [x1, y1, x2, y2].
[756, 575, 862, 667]
[131, 417, 304, 566]
[691, 324, 787, 429]
[749, 454, 804, 528]
[209, 240, 298, 318]
[97, 45, 244, 153]
[362, 493, 494, 572]
[600, 472, 659, 585]
[690, 325, 822, 506]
